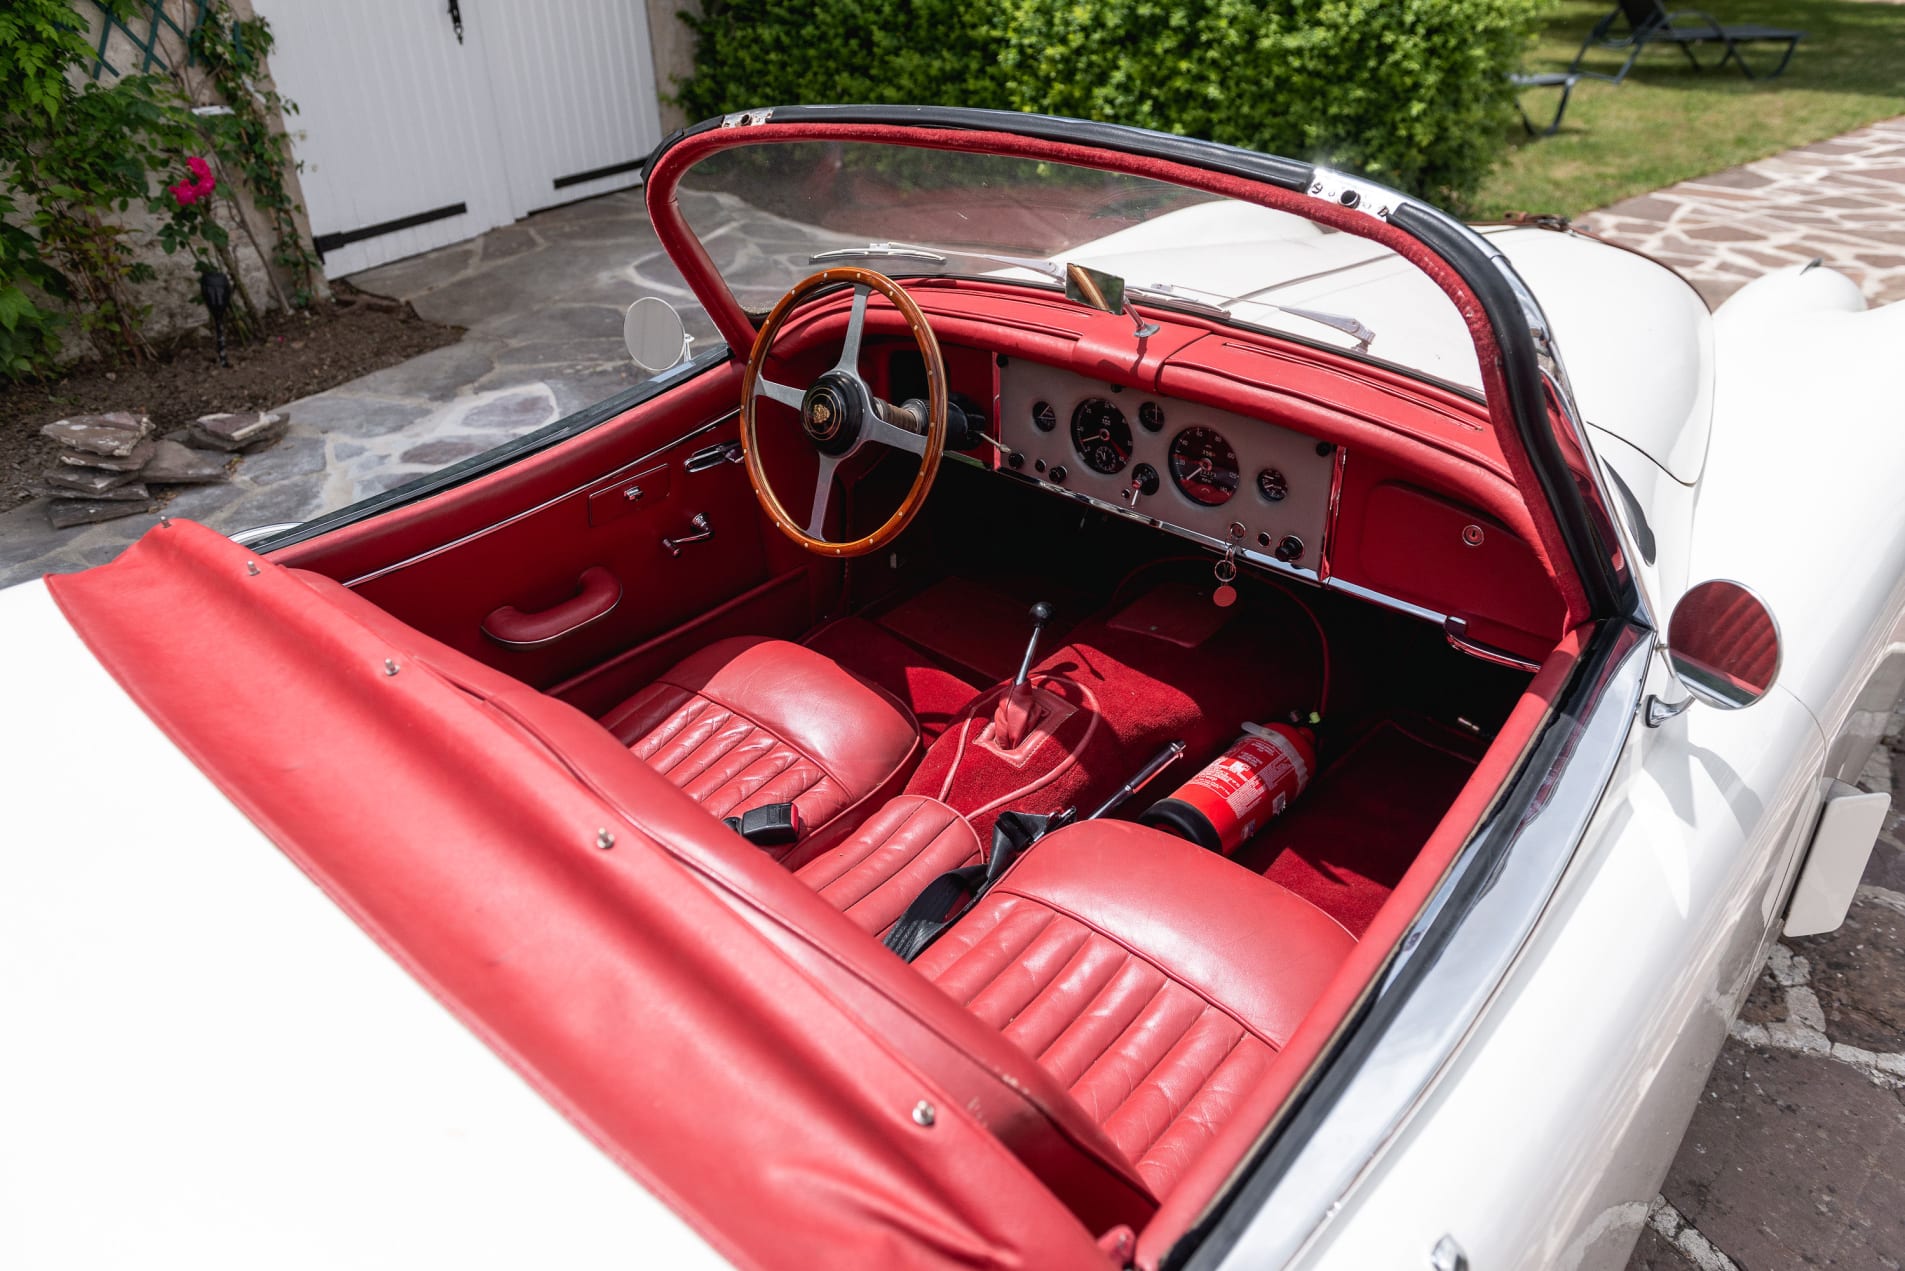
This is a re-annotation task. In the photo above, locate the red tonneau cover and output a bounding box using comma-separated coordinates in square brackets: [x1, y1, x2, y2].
[46, 521, 1108, 1271]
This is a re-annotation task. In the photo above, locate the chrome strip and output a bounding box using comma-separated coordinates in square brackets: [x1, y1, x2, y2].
[1444, 615, 1544, 673]
[229, 522, 303, 548]
[1322, 577, 1446, 627]
[1207, 623, 1651, 1270]
[343, 412, 737, 589]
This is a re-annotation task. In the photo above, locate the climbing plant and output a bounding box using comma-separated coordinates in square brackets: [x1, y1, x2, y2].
[0, 0, 207, 371]
[0, 0, 316, 380]
[188, 3, 320, 308]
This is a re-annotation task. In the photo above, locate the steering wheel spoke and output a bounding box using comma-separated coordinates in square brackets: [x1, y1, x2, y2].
[831, 284, 870, 376]
[806, 454, 841, 538]
[754, 375, 807, 410]
[863, 412, 927, 456]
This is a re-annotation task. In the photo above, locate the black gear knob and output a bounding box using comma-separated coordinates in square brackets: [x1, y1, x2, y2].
[1015, 601, 1054, 689]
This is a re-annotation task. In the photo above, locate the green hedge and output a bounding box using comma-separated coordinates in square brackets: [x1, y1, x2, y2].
[674, 0, 1546, 209]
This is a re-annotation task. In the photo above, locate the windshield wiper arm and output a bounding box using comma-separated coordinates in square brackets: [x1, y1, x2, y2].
[809, 242, 948, 266]
[1130, 281, 1375, 351]
[807, 241, 1064, 281]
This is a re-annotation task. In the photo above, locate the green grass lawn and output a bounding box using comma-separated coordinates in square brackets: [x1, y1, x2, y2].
[1471, 0, 1905, 218]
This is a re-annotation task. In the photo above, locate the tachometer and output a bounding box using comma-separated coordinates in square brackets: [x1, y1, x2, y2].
[1069, 398, 1132, 475]
[1167, 426, 1239, 506]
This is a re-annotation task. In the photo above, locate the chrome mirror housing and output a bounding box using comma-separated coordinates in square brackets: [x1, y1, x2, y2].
[1648, 579, 1781, 724]
[624, 296, 691, 373]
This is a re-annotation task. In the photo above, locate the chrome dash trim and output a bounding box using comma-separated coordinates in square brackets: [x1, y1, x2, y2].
[1202, 622, 1652, 1271]
[1317, 445, 1348, 584]
[343, 411, 738, 589]
[1323, 577, 1446, 626]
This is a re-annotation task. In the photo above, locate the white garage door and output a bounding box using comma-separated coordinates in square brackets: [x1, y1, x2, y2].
[253, 0, 664, 278]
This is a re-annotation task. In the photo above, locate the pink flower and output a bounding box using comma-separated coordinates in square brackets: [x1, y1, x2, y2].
[170, 180, 200, 207]
[187, 156, 212, 182]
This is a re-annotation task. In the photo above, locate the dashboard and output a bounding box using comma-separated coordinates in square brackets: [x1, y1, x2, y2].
[993, 359, 1339, 580]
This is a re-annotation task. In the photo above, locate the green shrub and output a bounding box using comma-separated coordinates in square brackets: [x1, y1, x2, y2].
[672, 0, 1546, 209]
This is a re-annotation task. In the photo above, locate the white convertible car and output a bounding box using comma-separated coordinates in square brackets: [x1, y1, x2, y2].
[5, 108, 1902, 1270]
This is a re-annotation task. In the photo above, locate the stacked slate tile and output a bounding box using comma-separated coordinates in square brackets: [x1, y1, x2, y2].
[38, 410, 285, 529]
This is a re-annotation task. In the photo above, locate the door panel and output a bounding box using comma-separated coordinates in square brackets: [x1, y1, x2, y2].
[349, 417, 771, 690]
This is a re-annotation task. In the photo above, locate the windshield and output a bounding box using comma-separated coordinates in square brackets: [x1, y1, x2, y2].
[673, 139, 1483, 392]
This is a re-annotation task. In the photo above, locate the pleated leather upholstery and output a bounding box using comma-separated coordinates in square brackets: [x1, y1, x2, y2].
[602, 637, 919, 862]
[795, 795, 984, 937]
[915, 820, 1354, 1201]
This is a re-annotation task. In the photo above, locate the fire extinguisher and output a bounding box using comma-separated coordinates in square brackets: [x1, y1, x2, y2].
[1141, 721, 1315, 855]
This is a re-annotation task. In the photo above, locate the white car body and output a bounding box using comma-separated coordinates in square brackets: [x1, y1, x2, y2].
[4, 115, 1901, 1269]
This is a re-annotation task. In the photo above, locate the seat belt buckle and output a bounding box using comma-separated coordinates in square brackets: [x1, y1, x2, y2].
[724, 802, 802, 847]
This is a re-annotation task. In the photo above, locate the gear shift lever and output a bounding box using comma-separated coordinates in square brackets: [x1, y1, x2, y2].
[993, 601, 1053, 750]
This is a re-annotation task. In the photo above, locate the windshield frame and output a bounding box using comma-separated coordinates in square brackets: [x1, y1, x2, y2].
[643, 104, 1635, 624]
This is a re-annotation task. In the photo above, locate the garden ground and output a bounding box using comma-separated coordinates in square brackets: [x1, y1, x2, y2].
[1479, 0, 1905, 218]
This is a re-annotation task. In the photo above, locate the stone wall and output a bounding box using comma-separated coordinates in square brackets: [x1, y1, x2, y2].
[647, 0, 700, 135]
[51, 0, 322, 359]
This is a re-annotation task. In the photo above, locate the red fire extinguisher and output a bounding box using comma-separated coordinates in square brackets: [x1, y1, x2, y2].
[1141, 721, 1315, 855]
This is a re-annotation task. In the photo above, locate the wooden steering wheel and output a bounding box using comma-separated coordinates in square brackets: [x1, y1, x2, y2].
[740, 267, 947, 558]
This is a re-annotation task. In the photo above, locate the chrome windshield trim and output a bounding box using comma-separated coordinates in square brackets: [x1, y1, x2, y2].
[1190, 620, 1651, 1270]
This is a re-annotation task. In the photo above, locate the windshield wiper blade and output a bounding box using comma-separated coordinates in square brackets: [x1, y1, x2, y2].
[807, 241, 1064, 281]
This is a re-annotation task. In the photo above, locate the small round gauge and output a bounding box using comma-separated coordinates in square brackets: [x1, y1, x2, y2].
[1069, 398, 1132, 475]
[1138, 401, 1167, 433]
[1031, 400, 1057, 432]
[1168, 426, 1240, 507]
[1256, 467, 1289, 502]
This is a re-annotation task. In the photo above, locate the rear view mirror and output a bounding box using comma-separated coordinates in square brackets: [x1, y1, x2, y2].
[1651, 579, 1781, 723]
[624, 297, 691, 373]
[1063, 262, 1160, 338]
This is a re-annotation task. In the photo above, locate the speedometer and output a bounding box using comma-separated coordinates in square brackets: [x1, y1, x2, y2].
[1167, 426, 1239, 506]
[1069, 398, 1132, 475]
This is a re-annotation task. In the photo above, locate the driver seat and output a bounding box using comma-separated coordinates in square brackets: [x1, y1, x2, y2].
[598, 637, 921, 866]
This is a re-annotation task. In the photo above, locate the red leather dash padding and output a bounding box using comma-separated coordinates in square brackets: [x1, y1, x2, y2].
[44, 521, 1111, 1271]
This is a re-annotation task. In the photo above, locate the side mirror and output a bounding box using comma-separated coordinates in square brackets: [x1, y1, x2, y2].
[1649, 579, 1781, 725]
[624, 297, 691, 373]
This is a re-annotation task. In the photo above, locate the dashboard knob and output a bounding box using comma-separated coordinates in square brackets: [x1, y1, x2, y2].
[1049, 465, 1068, 484]
[1274, 534, 1305, 563]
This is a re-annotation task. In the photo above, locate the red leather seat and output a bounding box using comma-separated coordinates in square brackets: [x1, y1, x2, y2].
[917, 820, 1355, 1200]
[794, 794, 985, 937]
[600, 637, 920, 865]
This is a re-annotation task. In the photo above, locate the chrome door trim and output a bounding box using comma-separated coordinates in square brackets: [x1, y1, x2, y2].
[341, 411, 738, 588]
[1187, 619, 1652, 1270]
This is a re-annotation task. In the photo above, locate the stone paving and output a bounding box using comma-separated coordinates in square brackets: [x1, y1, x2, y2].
[1581, 115, 1905, 308]
[0, 189, 719, 588]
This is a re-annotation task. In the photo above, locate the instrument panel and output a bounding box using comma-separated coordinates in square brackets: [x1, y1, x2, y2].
[995, 361, 1338, 578]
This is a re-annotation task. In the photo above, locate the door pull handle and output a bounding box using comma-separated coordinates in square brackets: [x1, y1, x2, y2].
[662, 513, 714, 558]
[685, 441, 744, 473]
[481, 567, 620, 648]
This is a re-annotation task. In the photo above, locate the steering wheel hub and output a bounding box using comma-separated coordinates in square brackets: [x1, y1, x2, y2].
[801, 371, 864, 454]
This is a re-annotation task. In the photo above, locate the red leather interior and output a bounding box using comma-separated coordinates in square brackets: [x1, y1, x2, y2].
[480, 565, 622, 647]
[793, 794, 984, 937]
[918, 820, 1354, 1200]
[600, 636, 921, 864]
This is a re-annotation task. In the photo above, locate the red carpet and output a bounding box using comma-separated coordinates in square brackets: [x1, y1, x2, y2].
[1235, 722, 1480, 937]
[803, 616, 981, 741]
[876, 577, 1059, 683]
